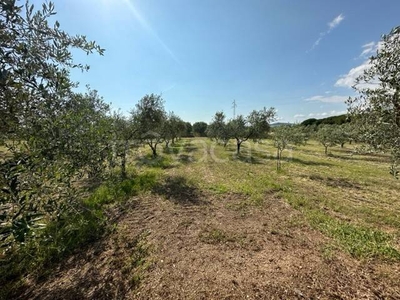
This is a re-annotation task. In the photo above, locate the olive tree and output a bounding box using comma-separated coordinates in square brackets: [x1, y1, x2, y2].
[228, 107, 276, 155]
[207, 111, 230, 147]
[0, 1, 104, 142]
[192, 122, 208, 137]
[272, 125, 306, 170]
[50, 89, 112, 178]
[316, 125, 340, 155]
[163, 112, 185, 149]
[132, 94, 166, 157]
[347, 26, 400, 178]
[184, 122, 193, 137]
[0, 0, 105, 251]
[111, 112, 138, 178]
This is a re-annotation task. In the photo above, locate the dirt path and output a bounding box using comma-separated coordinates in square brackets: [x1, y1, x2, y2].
[16, 175, 400, 299]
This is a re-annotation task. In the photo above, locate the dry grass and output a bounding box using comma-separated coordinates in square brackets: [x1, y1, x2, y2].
[10, 137, 400, 299]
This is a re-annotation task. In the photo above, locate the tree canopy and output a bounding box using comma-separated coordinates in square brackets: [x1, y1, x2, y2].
[347, 26, 400, 177]
[132, 93, 166, 157]
[192, 122, 208, 137]
[228, 107, 276, 154]
[0, 0, 107, 254]
[272, 125, 306, 170]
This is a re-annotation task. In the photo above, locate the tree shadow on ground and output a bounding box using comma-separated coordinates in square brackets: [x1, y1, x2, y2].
[12, 239, 123, 300]
[162, 142, 198, 164]
[234, 154, 265, 165]
[135, 155, 175, 169]
[163, 146, 180, 155]
[330, 153, 391, 164]
[332, 147, 355, 154]
[230, 147, 273, 165]
[152, 176, 209, 206]
[177, 154, 195, 164]
[183, 144, 199, 153]
[305, 174, 362, 190]
[290, 157, 334, 167]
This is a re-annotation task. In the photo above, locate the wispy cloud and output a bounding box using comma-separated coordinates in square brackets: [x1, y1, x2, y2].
[121, 0, 180, 64]
[357, 41, 383, 59]
[335, 42, 382, 89]
[308, 14, 345, 52]
[328, 14, 345, 30]
[305, 95, 349, 103]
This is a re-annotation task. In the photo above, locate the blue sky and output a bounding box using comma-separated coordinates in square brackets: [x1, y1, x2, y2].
[41, 0, 400, 123]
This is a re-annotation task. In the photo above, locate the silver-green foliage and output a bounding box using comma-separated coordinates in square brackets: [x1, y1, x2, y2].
[228, 107, 276, 154]
[1, 1, 106, 253]
[347, 26, 400, 178]
[163, 112, 186, 149]
[316, 125, 341, 155]
[272, 125, 306, 170]
[131, 94, 166, 157]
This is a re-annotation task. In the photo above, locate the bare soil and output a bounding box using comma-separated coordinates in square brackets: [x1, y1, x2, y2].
[15, 175, 400, 299]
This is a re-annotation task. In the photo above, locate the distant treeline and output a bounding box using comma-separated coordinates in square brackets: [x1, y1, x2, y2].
[301, 114, 350, 126]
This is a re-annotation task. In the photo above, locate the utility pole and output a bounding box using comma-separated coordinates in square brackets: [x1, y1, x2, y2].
[232, 100, 237, 118]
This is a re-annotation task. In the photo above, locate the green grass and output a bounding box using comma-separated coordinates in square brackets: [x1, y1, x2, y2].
[161, 138, 400, 260]
[306, 209, 400, 260]
[2, 137, 400, 298]
[0, 169, 161, 299]
[84, 170, 160, 208]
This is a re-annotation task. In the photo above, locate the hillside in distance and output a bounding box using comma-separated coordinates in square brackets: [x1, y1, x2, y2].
[301, 114, 350, 126]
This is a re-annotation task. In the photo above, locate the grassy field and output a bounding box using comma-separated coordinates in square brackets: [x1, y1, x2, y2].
[7, 137, 400, 299]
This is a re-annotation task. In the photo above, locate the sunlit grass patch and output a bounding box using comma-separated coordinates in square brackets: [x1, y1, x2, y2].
[85, 170, 160, 208]
[172, 138, 400, 260]
[307, 210, 400, 260]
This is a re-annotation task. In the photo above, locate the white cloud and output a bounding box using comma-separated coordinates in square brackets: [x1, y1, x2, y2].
[335, 41, 383, 90]
[335, 38, 391, 89]
[330, 110, 347, 115]
[308, 14, 345, 51]
[294, 114, 305, 118]
[307, 110, 347, 118]
[335, 61, 371, 88]
[305, 95, 349, 103]
[308, 112, 327, 117]
[328, 14, 345, 30]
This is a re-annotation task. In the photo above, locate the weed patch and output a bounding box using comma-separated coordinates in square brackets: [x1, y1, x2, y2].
[307, 210, 400, 260]
[85, 171, 159, 208]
